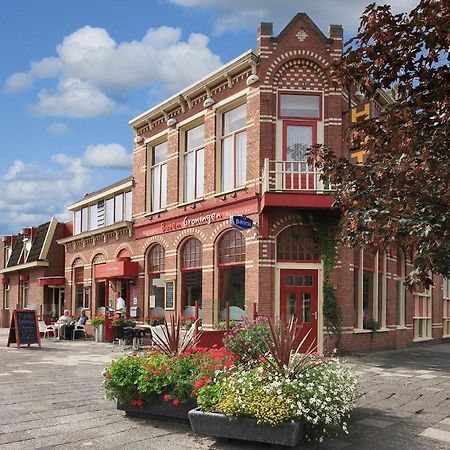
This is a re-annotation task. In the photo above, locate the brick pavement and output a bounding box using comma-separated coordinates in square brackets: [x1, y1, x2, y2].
[0, 329, 449, 449]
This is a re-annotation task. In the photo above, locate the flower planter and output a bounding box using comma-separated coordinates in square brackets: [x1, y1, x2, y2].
[118, 396, 197, 422]
[188, 408, 304, 447]
[94, 326, 104, 342]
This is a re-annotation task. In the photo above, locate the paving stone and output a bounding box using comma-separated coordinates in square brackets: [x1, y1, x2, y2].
[420, 428, 450, 444]
[355, 417, 394, 428]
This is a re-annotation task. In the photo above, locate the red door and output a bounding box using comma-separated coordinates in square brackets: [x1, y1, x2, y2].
[280, 269, 318, 352]
[283, 121, 316, 190]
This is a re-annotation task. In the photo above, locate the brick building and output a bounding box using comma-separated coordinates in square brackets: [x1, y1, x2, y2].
[7, 13, 449, 352]
[0, 218, 66, 327]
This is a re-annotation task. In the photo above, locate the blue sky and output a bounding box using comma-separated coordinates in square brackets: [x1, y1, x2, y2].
[0, 0, 416, 235]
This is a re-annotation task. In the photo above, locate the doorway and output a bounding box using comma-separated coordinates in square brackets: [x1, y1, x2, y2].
[280, 269, 318, 352]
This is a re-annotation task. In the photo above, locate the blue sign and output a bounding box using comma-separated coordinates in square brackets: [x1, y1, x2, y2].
[230, 215, 253, 230]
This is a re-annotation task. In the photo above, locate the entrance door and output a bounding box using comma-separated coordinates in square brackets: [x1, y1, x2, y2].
[280, 269, 318, 352]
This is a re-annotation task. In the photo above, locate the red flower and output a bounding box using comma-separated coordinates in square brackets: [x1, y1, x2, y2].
[103, 373, 111, 379]
[131, 399, 144, 406]
[163, 394, 170, 402]
[172, 398, 180, 407]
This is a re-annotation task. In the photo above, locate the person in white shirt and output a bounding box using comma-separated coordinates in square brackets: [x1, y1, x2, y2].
[55, 309, 72, 339]
[116, 295, 126, 311]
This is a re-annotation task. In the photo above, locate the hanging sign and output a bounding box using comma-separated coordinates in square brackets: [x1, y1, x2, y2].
[230, 215, 253, 230]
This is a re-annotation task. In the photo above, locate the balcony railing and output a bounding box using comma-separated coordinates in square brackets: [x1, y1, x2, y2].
[262, 159, 333, 194]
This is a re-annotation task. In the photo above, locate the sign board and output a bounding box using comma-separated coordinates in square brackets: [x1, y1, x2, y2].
[230, 215, 253, 230]
[165, 281, 175, 310]
[7, 309, 41, 348]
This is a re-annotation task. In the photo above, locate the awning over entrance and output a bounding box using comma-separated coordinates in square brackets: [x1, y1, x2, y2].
[38, 276, 65, 286]
[94, 260, 138, 279]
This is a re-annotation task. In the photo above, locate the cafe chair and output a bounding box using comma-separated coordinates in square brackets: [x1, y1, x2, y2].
[38, 320, 56, 339]
[72, 324, 88, 340]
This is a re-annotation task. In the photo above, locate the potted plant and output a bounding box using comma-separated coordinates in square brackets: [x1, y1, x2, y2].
[145, 314, 165, 326]
[103, 318, 234, 421]
[189, 318, 358, 446]
[90, 315, 106, 342]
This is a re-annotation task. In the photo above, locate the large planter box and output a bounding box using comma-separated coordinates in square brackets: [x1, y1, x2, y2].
[189, 408, 304, 447]
[118, 396, 197, 422]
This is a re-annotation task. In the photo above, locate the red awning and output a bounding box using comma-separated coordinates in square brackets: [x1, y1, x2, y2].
[94, 260, 138, 279]
[38, 276, 65, 286]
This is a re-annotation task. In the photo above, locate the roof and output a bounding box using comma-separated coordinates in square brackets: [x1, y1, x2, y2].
[27, 221, 50, 262]
[273, 13, 333, 44]
[70, 175, 133, 208]
[7, 234, 23, 267]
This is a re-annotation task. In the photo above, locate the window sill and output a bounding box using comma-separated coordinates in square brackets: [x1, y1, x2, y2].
[353, 329, 374, 334]
[214, 186, 246, 198]
[376, 328, 389, 333]
[177, 198, 205, 209]
[145, 209, 168, 218]
[395, 326, 408, 330]
[413, 337, 433, 342]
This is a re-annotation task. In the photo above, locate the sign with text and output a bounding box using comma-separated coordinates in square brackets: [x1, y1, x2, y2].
[230, 215, 254, 230]
[7, 309, 41, 348]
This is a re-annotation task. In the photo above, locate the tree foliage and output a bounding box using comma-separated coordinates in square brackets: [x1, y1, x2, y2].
[312, 0, 449, 288]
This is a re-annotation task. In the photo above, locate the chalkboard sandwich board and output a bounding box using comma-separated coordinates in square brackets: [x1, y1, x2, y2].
[7, 309, 41, 348]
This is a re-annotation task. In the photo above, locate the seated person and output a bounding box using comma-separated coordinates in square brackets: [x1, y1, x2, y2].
[55, 309, 73, 339]
[66, 309, 90, 339]
[78, 309, 89, 326]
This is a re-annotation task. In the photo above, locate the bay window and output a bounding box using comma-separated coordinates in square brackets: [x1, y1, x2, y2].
[184, 124, 205, 202]
[221, 104, 247, 191]
[151, 142, 168, 211]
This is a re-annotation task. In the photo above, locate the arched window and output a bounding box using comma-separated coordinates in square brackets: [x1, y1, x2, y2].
[276, 226, 320, 262]
[147, 244, 166, 311]
[396, 248, 406, 327]
[181, 238, 202, 269]
[218, 230, 245, 320]
[149, 244, 165, 273]
[92, 254, 106, 312]
[72, 258, 88, 313]
[180, 238, 202, 312]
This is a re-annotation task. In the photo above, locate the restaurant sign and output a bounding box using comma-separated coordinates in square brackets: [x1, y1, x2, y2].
[161, 212, 222, 233]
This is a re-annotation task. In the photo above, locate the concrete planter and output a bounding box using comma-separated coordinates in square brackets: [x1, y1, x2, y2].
[188, 408, 304, 447]
[118, 396, 197, 421]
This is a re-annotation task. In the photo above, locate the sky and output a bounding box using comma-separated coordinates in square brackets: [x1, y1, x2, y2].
[0, 0, 418, 236]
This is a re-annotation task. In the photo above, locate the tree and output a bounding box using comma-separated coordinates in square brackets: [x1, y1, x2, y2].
[312, 0, 449, 288]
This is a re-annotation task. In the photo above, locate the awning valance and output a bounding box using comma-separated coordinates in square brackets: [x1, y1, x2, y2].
[94, 260, 138, 279]
[38, 276, 65, 287]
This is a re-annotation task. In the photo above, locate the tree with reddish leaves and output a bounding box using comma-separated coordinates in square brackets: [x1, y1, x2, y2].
[312, 0, 449, 288]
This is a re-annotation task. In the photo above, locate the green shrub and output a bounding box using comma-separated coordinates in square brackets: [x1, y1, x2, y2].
[90, 315, 105, 328]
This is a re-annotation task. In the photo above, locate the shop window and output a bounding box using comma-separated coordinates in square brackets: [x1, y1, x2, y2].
[150, 141, 168, 211]
[353, 249, 387, 330]
[276, 226, 320, 262]
[414, 286, 432, 340]
[181, 238, 202, 311]
[2, 283, 9, 309]
[218, 230, 245, 319]
[279, 93, 321, 119]
[148, 245, 166, 310]
[443, 278, 450, 337]
[396, 249, 406, 327]
[221, 104, 247, 192]
[184, 124, 205, 202]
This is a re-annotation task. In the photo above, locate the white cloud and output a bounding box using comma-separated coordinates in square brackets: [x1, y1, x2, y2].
[5, 24, 222, 118]
[46, 123, 70, 135]
[168, 0, 419, 35]
[4, 160, 25, 181]
[29, 78, 116, 118]
[83, 143, 132, 169]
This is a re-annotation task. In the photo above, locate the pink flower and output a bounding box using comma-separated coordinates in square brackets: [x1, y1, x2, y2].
[172, 398, 180, 407]
[163, 394, 170, 402]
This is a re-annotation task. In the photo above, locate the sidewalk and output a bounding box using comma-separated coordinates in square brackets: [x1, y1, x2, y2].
[0, 329, 449, 449]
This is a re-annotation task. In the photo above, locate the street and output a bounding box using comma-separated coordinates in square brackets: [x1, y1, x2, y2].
[0, 329, 449, 449]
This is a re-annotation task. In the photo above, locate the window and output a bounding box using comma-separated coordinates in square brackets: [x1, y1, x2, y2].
[414, 287, 432, 340]
[124, 191, 132, 221]
[90, 204, 98, 231]
[221, 104, 247, 191]
[276, 226, 320, 262]
[443, 278, 450, 337]
[353, 249, 387, 330]
[105, 198, 114, 226]
[151, 142, 168, 211]
[181, 238, 202, 310]
[21, 281, 29, 308]
[2, 283, 9, 309]
[81, 207, 89, 232]
[74, 210, 81, 235]
[148, 245, 166, 310]
[396, 249, 406, 327]
[114, 193, 123, 222]
[184, 124, 205, 202]
[218, 231, 245, 319]
[279, 93, 321, 119]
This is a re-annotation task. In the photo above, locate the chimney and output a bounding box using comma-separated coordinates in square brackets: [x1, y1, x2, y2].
[257, 22, 273, 54]
[329, 24, 343, 39]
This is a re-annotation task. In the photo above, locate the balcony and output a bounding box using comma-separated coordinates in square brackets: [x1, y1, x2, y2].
[261, 159, 334, 210]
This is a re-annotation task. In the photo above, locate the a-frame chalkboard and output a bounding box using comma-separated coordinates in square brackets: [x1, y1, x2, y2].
[7, 309, 41, 348]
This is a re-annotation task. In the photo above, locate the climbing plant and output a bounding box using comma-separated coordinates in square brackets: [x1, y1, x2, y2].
[297, 210, 343, 351]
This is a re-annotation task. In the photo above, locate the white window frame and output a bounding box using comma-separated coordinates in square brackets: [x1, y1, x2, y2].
[396, 249, 406, 327]
[150, 141, 168, 212]
[2, 283, 9, 309]
[220, 104, 247, 192]
[443, 277, 450, 337]
[183, 124, 205, 203]
[413, 287, 432, 341]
